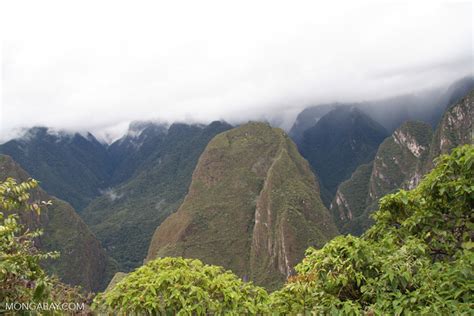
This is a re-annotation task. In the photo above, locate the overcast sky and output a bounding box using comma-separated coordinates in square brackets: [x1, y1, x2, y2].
[1, 1, 472, 142]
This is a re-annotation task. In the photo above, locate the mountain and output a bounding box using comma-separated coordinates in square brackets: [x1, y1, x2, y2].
[0, 154, 115, 292]
[367, 121, 433, 203]
[330, 89, 473, 235]
[427, 88, 474, 167]
[82, 121, 232, 271]
[330, 121, 432, 235]
[289, 77, 474, 138]
[428, 76, 474, 125]
[0, 128, 111, 211]
[330, 162, 373, 235]
[288, 104, 338, 145]
[0, 120, 234, 271]
[299, 106, 388, 199]
[146, 122, 338, 290]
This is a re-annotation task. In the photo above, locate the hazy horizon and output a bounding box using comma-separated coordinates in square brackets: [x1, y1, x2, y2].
[1, 1, 472, 142]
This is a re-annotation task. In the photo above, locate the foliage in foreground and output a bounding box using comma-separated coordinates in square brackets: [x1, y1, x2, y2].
[0, 178, 55, 307]
[269, 145, 474, 314]
[93, 257, 269, 314]
[94, 145, 473, 314]
[0, 178, 89, 313]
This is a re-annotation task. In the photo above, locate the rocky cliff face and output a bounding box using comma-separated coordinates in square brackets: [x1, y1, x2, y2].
[147, 123, 338, 290]
[0, 155, 114, 292]
[367, 121, 433, 204]
[427, 89, 473, 169]
[330, 89, 473, 235]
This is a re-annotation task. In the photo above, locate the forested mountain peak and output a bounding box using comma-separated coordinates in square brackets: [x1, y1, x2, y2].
[147, 122, 338, 289]
[299, 106, 388, 201]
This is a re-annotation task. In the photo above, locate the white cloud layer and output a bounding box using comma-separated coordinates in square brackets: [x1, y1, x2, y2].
[1, 0, 472, 142]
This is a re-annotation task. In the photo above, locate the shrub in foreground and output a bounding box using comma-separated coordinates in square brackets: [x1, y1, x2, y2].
[93, 257, 270, 314]
[269, 145, 474, 314]
[93, 145, 473, 314]
[0, 178, 89, 313]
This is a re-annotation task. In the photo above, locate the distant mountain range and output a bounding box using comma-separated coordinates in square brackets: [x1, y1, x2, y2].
[0, 77, 471, 292]
[289, 76, 474, 141]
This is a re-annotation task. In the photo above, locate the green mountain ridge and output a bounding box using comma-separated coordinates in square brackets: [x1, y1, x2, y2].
[146, 122, 338, 290]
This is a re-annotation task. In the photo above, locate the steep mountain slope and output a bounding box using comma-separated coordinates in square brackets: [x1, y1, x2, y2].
[330, 162, 373, 235]
[0, 155, 115, 292]
[107, 121, 169, 185]
[288, 104, 337, 145]
[0, 128, 111, 210]
[425, 75, 474, 126]
[82, 121, 232, 271]
[147, 123, 338, 290]
[367, 121, 433, 204]
[299, 106, 388, 197]
[427, 89, 474, 167]
[330, 89, 473, 235]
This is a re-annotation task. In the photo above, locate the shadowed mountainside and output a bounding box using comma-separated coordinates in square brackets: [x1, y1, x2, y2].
[0, 154, 116, 292]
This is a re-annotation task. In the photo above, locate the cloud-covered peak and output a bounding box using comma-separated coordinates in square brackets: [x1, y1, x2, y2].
[1, 1, 471, 142]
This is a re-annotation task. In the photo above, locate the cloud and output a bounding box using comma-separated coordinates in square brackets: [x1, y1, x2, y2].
[0, 0, 472, 142]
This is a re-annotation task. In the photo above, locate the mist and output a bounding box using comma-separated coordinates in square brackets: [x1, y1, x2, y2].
[1, 1, 472, 142]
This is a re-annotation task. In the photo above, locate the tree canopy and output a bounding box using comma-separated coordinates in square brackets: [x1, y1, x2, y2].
[93, 257, 270, 315]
